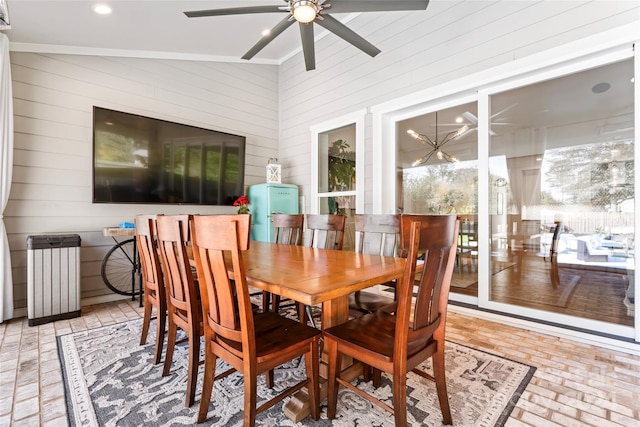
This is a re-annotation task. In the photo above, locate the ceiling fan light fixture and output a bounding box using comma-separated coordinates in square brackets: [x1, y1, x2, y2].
[93, 4, 112, 15]
[410, 112, 463, 166]
[292, 0, 318, 23]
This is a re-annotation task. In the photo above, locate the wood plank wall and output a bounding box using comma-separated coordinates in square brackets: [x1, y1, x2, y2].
[8, 54, 279, 309]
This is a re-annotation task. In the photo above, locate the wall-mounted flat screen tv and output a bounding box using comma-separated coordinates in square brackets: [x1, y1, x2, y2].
[93, 106, 245, 205]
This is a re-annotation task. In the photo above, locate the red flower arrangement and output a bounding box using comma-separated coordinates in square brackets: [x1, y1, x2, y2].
[233, 195, 250, 214]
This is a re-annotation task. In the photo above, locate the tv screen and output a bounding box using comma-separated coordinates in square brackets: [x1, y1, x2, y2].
[92, 107, 245, 205]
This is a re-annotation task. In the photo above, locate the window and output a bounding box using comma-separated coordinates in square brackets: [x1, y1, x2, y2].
[311, 111, 365, 251]
[397, 102, 479, 296]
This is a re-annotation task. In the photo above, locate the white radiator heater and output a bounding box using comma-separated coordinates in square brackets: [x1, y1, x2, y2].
[27, 234, 81, 326]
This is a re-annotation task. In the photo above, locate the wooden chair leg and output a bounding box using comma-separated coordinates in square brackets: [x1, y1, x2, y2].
[244, 370, 258, 427]
[262, 291, 270, 313]
[297, 302, 307, 324]
[362, 363, 371, 382]
[304, 339, 320, 420]
[162, 321, 177, 377]
[432, 348, 453, 425]
[197, 349, 216, 423]
[152, 305, 166, 365]
[262, 292, 283, 313]
[326, 338, 339, 419]
[265, 369, 274, 388]
[185, 330, 199, 407]
[140, 297, 152, 345]
[392, 371, 408, 427]
[372, 368, 382, 388]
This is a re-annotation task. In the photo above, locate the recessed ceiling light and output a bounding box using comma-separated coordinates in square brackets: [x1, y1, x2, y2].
[261, 29, 271, 37]
[591, 82, 610, 94]
[455, 117, 463, 123]
[94, 4, 112, 15]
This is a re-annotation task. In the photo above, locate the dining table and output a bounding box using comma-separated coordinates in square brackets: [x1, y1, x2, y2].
[235, 240, 407, 422]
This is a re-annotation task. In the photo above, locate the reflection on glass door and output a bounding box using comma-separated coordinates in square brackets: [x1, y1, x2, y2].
[397, 102, 479, 297]
[489, 59, 635, 327]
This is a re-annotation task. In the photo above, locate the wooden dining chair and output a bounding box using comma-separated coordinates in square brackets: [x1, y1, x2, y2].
[190, 214, 321, 427]
[348, 214, 400, 318]
[135, 214, 166, 365]
[325, 215, 459, 427]
[155, 214, 203, 407]
[262, 213, 305, 313]
[456, 214, 478, 273]
[300, 213, 347, 326]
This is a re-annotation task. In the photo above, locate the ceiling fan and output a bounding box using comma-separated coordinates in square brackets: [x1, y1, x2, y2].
[444, 104, 519, 136]
[184, 0, 430, 71]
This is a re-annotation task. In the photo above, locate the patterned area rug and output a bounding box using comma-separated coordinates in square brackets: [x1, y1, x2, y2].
[58, 313, 535, 427]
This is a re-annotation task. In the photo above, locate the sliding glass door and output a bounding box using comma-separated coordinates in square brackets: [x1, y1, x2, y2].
[488, 59, 635, 328]
[391, 53, 636, 338]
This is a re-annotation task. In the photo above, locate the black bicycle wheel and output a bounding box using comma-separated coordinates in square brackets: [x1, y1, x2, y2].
[101, 238, 140, 296]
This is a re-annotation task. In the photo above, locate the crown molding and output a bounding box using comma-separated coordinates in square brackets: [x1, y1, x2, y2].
[8, 42, 281, 65]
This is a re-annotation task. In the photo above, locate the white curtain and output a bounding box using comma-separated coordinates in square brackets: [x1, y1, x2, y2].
[0, 33, 14, 322]
[506, 157, 542, 217]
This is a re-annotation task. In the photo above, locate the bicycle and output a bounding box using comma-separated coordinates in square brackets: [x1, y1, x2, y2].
[101, 228, 142, 300]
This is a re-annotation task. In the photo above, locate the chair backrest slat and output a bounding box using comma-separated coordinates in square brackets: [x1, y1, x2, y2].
[305, 214, 346, 250]
[272, 213, 304, 245]
[190, 214, 252, 345]
[156, 215, 199, 322]
[135, 214, 162, 294]
[355, 214, 400, 257]
[398, 215, 459, 339]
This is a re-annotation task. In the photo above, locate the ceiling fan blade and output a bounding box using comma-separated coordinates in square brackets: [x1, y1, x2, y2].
[461, 111, 478, 125]
[490, 102, 518, 119]
[328, 0, 430, 13]
[241, 16, 295, 60]
[315, 14, 380, 57]
[299, 23, 316, 71]
[184, 6, 283, 18]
